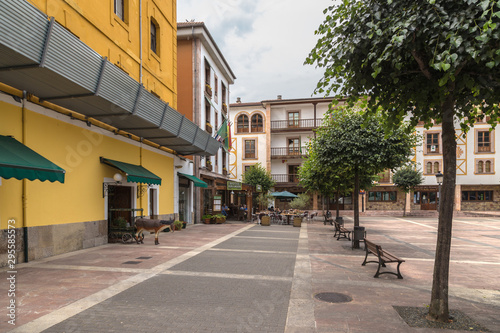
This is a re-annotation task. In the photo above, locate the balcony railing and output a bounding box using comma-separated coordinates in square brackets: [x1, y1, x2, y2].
[271, 118, 324, 131]
[271, 147, 308, 158]
[272, 174, 300, 184]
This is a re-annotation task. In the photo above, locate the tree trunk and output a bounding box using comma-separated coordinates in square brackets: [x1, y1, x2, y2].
[336, 189, 340, 219]
[353, 169, 360, 248]
[427, 97, 456, 322]
[403, 191, 407, 217]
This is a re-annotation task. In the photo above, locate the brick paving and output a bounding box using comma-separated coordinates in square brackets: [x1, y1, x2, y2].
[1, 216, 499, 333]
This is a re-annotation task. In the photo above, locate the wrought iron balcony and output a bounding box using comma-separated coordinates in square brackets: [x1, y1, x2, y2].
[270, 118, 324, 132]
[271, 147, 308, 159]
[272, 174, 300, 184]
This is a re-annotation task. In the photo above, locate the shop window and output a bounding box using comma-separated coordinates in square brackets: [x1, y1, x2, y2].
[462, 190, 493, 201]
[368, 191, 397, 202]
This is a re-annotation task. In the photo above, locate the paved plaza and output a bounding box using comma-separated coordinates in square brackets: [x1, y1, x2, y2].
[1, 215, 499, 332]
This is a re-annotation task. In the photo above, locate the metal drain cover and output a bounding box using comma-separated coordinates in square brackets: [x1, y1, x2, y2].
[315, 292, 352, 303]
[122, 261, 142, 265]
[136, 256, 152, 260]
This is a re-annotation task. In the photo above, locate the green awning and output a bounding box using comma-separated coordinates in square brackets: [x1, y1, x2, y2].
[178, 172, 208, 188]
[100, 157, 161, 185]
[0, 135, 65, 183]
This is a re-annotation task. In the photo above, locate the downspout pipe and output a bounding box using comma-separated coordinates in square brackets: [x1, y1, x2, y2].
[193, 27, 200, 224]
[21, 90, 28, 263]
[139, 0, 143, 84]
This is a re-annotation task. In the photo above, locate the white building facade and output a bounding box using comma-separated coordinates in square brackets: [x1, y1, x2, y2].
[230, 96, 500, 213]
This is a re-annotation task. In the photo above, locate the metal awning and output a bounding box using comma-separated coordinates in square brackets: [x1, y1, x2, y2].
[178, 172, 208, 188]
[0, 0, 219, 156]
[0, 135, 65, 183]
[101, 157, 161, 185]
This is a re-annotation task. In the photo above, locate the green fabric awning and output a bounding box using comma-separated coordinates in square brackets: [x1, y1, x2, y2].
[100, 157, 162, 185]
[0, 135, 65, 183]
[178, 172, 207, 188]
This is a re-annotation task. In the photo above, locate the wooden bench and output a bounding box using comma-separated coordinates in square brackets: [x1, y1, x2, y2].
[334, 221, 351, 241]
[362, 238, 405, 279]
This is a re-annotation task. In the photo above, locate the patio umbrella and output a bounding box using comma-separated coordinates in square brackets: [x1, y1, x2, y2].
[270, 191, 298, 199]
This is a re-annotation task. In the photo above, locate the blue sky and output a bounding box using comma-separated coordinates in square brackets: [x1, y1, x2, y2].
[177, 0, 335, 103]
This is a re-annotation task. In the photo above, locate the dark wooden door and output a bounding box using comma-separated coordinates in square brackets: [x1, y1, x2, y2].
[108, 185, 132, 225]
[421, 191, 438, 210]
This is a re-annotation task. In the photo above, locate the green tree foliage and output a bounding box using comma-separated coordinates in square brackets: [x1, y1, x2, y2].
[242, 163, 275, 193]
[392, 165, 424, 216]
[312, 106, 416, 230]
[306, 0, 500, 322]
[289, 193, 310, 210]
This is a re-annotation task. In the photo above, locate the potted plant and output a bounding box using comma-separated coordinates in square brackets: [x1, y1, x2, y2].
[173, 220, 183, 230]
[202, 214, 212, 224]
[213, 214, 226, 224]
[293, 215, 302, 227]
[260, 215, 271, 226]
[181, 221, 187, 229]
[113, 216, 127, 229]
[206, 160, 213, 171]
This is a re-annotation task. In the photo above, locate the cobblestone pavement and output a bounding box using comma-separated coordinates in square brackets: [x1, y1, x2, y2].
[1, 216, 499, 333]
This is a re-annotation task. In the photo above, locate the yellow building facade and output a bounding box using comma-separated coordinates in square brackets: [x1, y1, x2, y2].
[27, 0, 178, 106]
[0, 0, 216, 267]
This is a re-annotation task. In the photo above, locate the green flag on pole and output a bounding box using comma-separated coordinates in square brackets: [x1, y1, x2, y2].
[216, 119, 229, 152]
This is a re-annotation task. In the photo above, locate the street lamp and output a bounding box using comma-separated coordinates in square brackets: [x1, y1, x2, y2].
[435, 171, 443, 211]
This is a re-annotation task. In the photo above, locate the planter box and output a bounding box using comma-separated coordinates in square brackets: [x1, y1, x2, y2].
[261, 216, 270, 226]
[293, 217, 302, 227]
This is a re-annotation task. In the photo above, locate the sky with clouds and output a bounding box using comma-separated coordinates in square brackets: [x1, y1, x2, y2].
[177, 0, 336, 103]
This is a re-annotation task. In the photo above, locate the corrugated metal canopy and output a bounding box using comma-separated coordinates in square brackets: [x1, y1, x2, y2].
[0, 0, 219, 156]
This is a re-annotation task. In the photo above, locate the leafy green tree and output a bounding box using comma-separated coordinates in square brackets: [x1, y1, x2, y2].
[306, 0, 500, 322]
[289, 193, 310, 210]
[242, 163, 275, 193]
[313, 107, 416, 237]
[256, 192, 273, 211]
[392, 165, 424, 217]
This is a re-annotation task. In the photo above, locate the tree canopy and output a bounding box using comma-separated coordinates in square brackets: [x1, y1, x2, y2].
[241, 163, 275, 193]
[392, 165, 424, 216]
[306, 0, 500, 322]
[309, 106, 416, 227]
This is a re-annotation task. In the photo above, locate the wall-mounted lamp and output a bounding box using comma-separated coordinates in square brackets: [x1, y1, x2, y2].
[113, 172, 123, 182]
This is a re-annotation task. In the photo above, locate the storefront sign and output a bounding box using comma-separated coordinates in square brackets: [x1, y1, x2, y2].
[256, 184, 262, 192]
[227, 181, 242, 191]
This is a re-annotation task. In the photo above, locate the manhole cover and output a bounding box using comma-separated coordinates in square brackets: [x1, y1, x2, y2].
[136, 256, 152, 260]
[315, 292, 352, 303]
[122, 261, 142, 265]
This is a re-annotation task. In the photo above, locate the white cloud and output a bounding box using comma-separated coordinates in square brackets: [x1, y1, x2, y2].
[177, 0, 335, 103]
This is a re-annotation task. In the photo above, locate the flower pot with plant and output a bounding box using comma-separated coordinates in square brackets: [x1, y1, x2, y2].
[173, 220, 183, 231]
[213, 214, 226, 224]
[202, 214, 212, 224]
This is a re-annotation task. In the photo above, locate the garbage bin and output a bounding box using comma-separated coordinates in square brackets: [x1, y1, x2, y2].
[352, 226, 366, 249]
[335, 216, 344, 226]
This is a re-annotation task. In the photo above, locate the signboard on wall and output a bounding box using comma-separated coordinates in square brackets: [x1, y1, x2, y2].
[256, 184, 262, 192]
[213, 195, 222, 212]
[227, 181, 242, 191]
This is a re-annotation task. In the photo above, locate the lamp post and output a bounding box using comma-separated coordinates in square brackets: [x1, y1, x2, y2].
[435, 171, 443, 211]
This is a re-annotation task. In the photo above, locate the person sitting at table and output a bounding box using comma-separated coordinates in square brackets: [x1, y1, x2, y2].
[275, 207, 281, 214]
[222, 204, 229, 217]
[269, 206, 274, 212]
